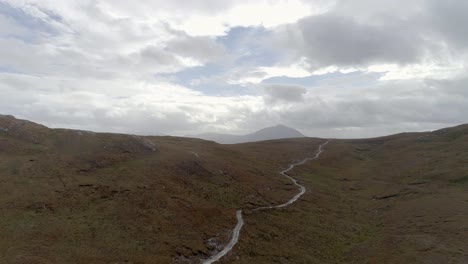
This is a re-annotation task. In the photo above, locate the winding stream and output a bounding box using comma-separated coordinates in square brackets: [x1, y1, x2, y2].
[202, 141, 329, 264]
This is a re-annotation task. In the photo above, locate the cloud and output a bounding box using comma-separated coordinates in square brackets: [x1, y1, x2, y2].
[231, 63, 311, 84]
[0, 72, 265, 135]
[136, 45, 182, 70]
[165, 29, 226, 64]
[171, 0, 330, 35]
[0, 13, 29, 38]
[426, 0, 468, 50]
[263, 84, 307, 104]
[271, 14, 429, 68]
[1, 0, 468, 139]
[240, 76, 468, 138]
[267, 0, 468, 71]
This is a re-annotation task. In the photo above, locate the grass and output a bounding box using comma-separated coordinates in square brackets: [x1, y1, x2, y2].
[450, 175, 468, 184]
[0, 115, 467, 263]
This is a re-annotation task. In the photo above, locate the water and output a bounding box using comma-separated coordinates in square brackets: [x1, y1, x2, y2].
[202, 141, 329, 263]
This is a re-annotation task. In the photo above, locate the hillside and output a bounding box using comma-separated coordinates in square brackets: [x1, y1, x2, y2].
[190, 125, 305, 144]
[0, 115, 321, 263]
[227, 127, 468, 263]
[0, 115, 467, 263]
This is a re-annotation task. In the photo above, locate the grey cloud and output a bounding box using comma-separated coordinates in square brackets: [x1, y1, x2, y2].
[2, 71, 468, 139]
[0, 14, 29, 38]
[263, 84, 306, 104]
[262, 77, 468, 138]
[333, 0, 426, 21]
[2, 0, 468, 139]
[272, 14, 428, 68]
[25, 107, 199, 136]
[81, 110, 199, 136]
[0, 81, 201, 136]
[163, 25, 226, 64]
[215, 69, 468, 139]
[0, 37, 126, 79]
[0, 1, 225, 80]
[168, 35, 225, 63]
[269, 0, 468, 69]
[427, 0, 468, 49]
[138, 46, 181, 66]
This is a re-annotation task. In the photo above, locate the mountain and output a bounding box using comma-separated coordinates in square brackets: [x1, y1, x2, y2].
[190, 124, 306, 144]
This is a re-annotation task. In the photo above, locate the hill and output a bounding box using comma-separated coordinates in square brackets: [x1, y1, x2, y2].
[0, 115, 321, 263]
[189, 124, 305, 144]
[0, 114, 467, 263]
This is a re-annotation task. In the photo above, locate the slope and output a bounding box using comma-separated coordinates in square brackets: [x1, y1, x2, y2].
[0, 115, 321, 263]
[1, 115, 467, 263]
[223, 127, 468, 263]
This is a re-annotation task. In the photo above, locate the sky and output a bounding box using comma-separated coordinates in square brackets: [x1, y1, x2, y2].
[1, 0, 468, 138]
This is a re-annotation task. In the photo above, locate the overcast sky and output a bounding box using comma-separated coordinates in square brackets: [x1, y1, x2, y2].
[1, 0, 468, 138]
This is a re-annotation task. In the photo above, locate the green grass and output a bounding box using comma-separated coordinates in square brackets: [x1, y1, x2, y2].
[450, 175, 468, 184]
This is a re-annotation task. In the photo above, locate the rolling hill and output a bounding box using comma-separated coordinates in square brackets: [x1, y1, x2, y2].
[0, 114, 467, 263]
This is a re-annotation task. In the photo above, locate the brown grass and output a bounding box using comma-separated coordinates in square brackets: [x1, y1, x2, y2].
[0, 115, 467, 263]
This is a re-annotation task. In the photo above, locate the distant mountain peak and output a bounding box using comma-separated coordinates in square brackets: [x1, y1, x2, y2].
[257, 124, 299, 131]
[274, 124, 289, 128]
[189, 125, 305, 144]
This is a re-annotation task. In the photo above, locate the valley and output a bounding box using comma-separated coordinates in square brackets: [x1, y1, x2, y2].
[0, 115, 467, 263]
